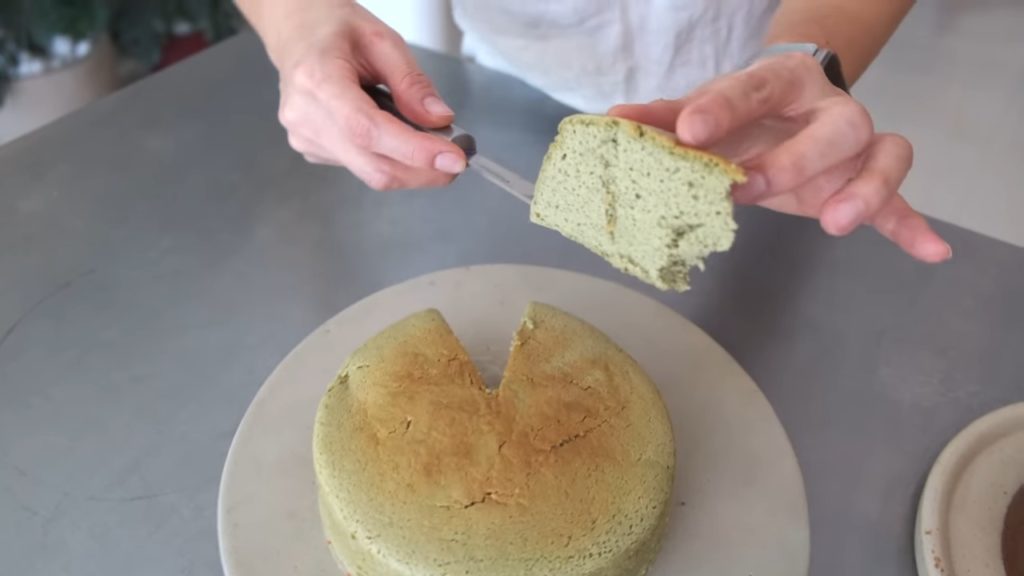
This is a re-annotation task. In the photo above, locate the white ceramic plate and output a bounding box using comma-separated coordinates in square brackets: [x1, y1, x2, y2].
[218, 265, 809, 576]
[916, 402, 1024, 576]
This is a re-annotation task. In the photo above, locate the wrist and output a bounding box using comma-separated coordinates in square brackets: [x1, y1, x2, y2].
[243, 0, 358, 70]
[756, 42, 848, 93]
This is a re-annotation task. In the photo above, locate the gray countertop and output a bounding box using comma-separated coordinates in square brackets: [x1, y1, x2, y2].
[1, 32, 1022, 576]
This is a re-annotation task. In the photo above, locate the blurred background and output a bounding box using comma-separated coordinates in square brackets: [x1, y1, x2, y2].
[0, 0, 456, 147]
[1, 0, 1021, 246]
[0, 0, 244, 144]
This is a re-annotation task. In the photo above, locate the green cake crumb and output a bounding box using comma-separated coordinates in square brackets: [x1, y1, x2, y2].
[530, 114, 746, 291]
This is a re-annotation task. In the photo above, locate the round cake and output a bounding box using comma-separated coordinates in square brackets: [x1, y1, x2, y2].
[313, 302, 675, 576]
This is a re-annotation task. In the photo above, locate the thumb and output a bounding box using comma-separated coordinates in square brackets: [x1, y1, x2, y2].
[363, 31, 454, 128]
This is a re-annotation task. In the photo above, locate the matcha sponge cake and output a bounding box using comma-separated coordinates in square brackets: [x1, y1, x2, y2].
[531, 114, 746, 291]
[313, 303, 675, 576]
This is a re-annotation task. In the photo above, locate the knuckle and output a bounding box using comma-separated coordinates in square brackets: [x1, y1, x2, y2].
[861, 173, 893, 203]
[290, 59, 324, 91]
[884, 133, 914, 167]
[766, 154, 809, 190]
[277, 106, 293, 128]
[691, 92, 731, 124]
[277, 100, 299, 128]
[402, 147, 423, 168]
[742, 69, 775, 111]
[901, 138, 915, 169]
[796, 190, 823, 216]
[871, 209, 897, 236]
[405, 139, 437, 168]
[286, 133, 307, 153]
[396, 70, 434, 95]
[363, 167, 397, 191]
[361, 25, 402, 50]
[841, 100, 875, 142]
[340, 111, 376, 149]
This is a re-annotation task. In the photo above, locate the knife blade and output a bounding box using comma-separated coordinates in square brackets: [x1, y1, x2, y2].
[364, 85, 535, 203]
[466, 155, 534, 204]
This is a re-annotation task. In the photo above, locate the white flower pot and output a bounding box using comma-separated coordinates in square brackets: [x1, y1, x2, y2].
[0, 35, 119, 146]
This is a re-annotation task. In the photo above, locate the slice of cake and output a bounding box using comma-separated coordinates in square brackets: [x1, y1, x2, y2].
[530, 114, 745, 291]
[313, 303, 675, 576]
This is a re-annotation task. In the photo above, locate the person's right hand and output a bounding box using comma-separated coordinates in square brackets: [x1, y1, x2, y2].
[270, 2, 466, 190]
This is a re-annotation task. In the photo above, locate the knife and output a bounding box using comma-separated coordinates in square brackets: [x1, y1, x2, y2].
[364, 85, 535, 204]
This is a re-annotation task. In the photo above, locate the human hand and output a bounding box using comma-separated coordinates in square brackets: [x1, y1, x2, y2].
[609, 52, 951, 263]
[271, 3, 466, 190]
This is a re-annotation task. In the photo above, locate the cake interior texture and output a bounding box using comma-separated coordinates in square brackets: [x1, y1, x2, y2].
[530, 114, 746, 291]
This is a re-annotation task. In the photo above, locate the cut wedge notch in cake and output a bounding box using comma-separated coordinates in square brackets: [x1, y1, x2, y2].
[313, 303, 675, 576]
[530, 114, 746, 292]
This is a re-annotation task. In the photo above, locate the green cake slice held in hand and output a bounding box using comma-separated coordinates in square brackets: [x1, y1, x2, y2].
[530, 114, 746, 291]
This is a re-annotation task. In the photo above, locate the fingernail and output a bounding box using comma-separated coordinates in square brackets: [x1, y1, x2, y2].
[830, 197, 866, 233]
[423, 96, 454, 117]
[434, 152, 465, 174]
[681, 113, 715, 144]
[732, 171, 767, 203]
[922, 240, 953, 263]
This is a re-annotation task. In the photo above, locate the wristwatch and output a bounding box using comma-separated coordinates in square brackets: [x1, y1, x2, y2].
[758, 42, 848, 93]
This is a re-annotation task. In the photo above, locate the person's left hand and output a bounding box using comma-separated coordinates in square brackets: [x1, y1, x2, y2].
[609, 52, 951, 263]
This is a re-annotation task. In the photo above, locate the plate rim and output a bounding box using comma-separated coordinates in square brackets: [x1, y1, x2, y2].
[915, 401, 1024, 576]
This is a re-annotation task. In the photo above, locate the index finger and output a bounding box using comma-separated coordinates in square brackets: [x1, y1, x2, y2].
[871, 194, 952, 263]
[675, 53, 826, 147]
[324, 82, 467, 174]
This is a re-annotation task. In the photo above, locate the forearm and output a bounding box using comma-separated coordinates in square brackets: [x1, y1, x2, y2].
[764, 0, 914, 85]
[235, 0, 355, 68]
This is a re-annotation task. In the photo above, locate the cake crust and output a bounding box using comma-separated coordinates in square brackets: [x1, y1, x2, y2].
[313, 303, 675, 576]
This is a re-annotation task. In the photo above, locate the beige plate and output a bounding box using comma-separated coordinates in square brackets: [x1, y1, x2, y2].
[916, 402, 1024, 576]
[218, 264, 809, 576]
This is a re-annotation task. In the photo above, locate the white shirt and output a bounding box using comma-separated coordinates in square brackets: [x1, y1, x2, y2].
[452, 0, 778, 113]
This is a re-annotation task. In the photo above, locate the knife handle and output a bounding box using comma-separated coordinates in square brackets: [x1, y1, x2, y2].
[363, 84, 477, 159]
